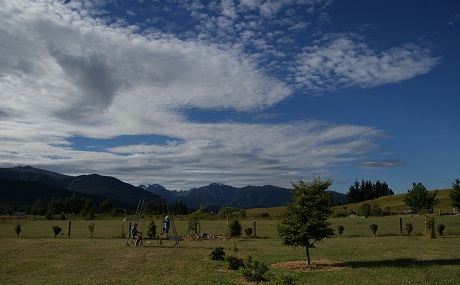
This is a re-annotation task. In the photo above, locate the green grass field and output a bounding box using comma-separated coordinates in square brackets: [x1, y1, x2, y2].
[1, 215, 460, 285]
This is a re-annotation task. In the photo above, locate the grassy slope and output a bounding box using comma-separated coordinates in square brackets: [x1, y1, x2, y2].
[246, 188, 455, 218]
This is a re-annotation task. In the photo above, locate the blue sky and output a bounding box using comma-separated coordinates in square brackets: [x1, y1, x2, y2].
[1, 0, 459, 194]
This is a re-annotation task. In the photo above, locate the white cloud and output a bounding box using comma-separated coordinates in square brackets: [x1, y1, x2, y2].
[293, 35, 440, 91]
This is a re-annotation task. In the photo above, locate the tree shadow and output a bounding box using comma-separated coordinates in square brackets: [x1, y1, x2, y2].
[345, 258, 460, 268]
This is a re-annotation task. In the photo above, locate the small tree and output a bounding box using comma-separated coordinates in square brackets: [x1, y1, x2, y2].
[405, 223, 414, 235]
[361, 203, 371, 217]
[437, 224, 445, 236]
[404, 182, 439, 215]
[336, 225, 344, 237]
[209, 246, 225, 260]
[88, 223, 95, 238]
[147, 220, 157, 238]
[45, 210, 53, 220]
[449, 178, 460, 211]
[244, 227, 253, 237]
[15, 224, 21, 238]
[52, 226, 62, 238]
[188, 206, 206, 237]
[277, 176, 334, 266]
[370, 224, 378, 237]
[239, 255, 268, 283]
[86, 208, 95, 220]
[371, 202, 383, 217]
[424, 216, 435, 239]
[218, 206, 245, 238]
[229, 219, 242, 237]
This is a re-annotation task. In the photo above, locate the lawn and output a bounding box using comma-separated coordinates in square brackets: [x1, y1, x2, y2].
[1, 215, 459, 285]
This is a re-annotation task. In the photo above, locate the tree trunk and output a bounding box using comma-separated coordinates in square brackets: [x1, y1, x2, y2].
[305, 245, 311, 266]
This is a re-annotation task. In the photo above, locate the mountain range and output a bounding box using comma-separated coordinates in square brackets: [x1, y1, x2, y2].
[1, 166, 347, 210]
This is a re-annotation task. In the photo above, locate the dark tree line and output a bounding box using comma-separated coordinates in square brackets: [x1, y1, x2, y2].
[1, 193, 189, 217]
[347, 179, 394, 203]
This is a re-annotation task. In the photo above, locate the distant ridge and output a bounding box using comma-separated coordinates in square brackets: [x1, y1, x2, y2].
[0, 166, 160, 209]
[1, 166, 348, 210]
[141, 182, 348, 210]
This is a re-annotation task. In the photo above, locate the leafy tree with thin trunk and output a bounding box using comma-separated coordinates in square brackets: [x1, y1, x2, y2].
[449, 178, 460, 211]
[277, 176, 334, 266]
[404, 182, 439, 215]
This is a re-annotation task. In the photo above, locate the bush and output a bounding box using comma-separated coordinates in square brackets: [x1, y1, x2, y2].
[336, 225, 344, 236]
[270, 272, 295, 285]
[244, 227, 253, 237]
[370, 224, 378, 237]
[209, 246, 225, 260]
[226, 255, 244, 270]
[86, 208, 95, 220]
[260, 212, 270, 219]
[147, 220, 157, 238]
[405, 223, 414, 235]
[14, 224, 21, 238]
[45, 210, 53, 220]
[229, 219, 242, 237]
[88, 223, 95, 238]
[437, 224, 445, 236]
[59, 212, 66, 220]
[239, 255, 268, 283]
[52, 226, 62, 238]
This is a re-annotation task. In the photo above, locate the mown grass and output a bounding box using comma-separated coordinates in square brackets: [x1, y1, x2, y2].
[1, 215, 460, 285]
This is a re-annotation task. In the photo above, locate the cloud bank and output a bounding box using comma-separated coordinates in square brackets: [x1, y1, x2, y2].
[0, 0, 438, 189]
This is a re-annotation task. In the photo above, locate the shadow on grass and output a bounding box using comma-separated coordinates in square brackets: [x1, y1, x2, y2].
[345, 258, 460, 268]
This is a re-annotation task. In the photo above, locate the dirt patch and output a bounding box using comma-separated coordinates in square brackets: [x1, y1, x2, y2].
[270, 260, 348, 272]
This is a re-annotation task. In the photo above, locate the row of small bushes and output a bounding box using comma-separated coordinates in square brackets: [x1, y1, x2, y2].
[336, 223, 447, 237]
[14, 224, 96, 238]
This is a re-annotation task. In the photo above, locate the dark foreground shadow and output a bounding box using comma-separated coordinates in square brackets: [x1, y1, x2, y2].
[345, 258, 460, 268]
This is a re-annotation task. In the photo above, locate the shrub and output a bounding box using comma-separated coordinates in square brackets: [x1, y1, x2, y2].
[244, 227, 253, 237]
[14, 224, 21, 238]
[45, 210, 53, 220]
[59, 212, 66, 220]
[260, 212, 270, 219]
[437, 224, 445, 236]
[229, 219, 242, 237]
[226, 255, 244, 270]
[88, 223, 95, 238]
[405, 223, 414, 235]
[86, 208, 95, 220]
[147, 220, 157, 238]
[336, 225, 344, 236]
[270, 272, 295, 285]
[239, 255, 268, 283]
[361, 203, 371, 217]
[52, 226, 62, 238]
[424, 216, 435, 239]
[209, 246, 225, 260]
[370, 224, 378, 237]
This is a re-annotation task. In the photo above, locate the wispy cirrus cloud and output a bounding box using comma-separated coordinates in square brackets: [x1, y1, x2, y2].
[356, 159, 405, 169]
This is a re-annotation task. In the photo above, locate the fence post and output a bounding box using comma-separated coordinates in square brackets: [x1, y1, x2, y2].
[399, 218, 402, 236]
[68, 220, 71, 238]
[253, 221, 257, 237]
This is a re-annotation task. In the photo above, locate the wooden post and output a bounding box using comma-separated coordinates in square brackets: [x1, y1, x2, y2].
[129, 222, 132, 237]
[399, 218, 402, 236]
[68, 220, 71, 238]
[253, 221, 257, 237]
